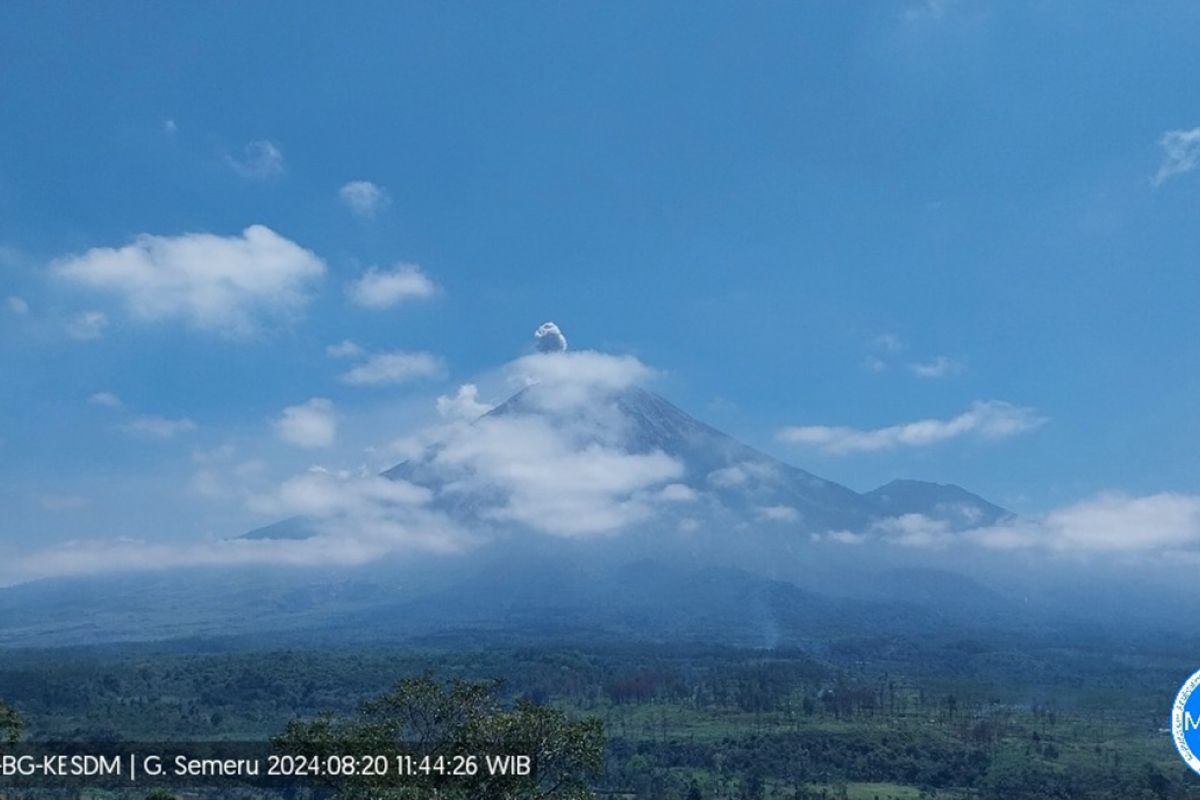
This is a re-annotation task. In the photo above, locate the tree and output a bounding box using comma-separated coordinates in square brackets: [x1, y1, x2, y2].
[274, 675, 605, 799]
[144, 791, 178, 800]
[0, 699, 22, 744]
[744, 771, 765, 800]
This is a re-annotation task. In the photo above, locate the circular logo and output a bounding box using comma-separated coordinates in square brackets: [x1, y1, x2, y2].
[1173, 669, 1200, 775]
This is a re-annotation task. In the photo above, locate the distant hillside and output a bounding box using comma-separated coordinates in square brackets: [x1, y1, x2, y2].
[0, 385, 1048, 649]
[864, 479, 1012, 529]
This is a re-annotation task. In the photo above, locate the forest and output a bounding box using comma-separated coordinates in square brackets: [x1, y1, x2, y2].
[0, 625, 1198, 799]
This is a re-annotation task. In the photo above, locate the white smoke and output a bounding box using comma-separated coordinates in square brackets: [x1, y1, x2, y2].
[534, 321, 567, 352]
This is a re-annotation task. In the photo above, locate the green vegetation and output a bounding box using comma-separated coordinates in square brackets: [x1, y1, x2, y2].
[276, 675, 603, 798]
[0, 634, 1195, 799]
[0, 697, 21, 743]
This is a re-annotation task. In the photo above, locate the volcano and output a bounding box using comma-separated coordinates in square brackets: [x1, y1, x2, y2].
[247, 385, 1008, 542]
[0, 383, 1029, 648]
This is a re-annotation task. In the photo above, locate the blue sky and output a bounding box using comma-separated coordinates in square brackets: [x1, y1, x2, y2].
[3, 1, 1200, 560]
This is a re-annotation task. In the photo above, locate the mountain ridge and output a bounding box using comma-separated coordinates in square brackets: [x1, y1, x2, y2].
[0, 384, 1045, 649]
[247, 386, 1008, 541]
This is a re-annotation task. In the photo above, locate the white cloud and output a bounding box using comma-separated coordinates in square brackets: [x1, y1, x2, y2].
[187, 445, 268, 500]
[389, 351, 686, 537]
[757, 505, 802, 523]
[535, 321, 568, 353]
[823, 530, 867, 545]
[507, 350, 653, 409]
[778, 400, 1044, 455]
[338, 180, 390, 217]
[7, 521, 460, 584]
[1153, 128, 1200, 186]
[5, 296, 28, 315]
[250, 468, 428, 517]
[659, 483, 699, 502]
[53, 226, 325, 336]
[188, 471, 227, 499]
[864, 334, 904, 372]
[273, 398, 337, 449]
[226, 140, 284, 179]
[430, 413, 683, 535]
[120, 415, 197, 440]
[346, 264, 435, 309]
[873, 513, 955, 548]
[248, 467, 469, 552]
[88, 391, 123, 409]
[163, 119, 177, 135]
[819, 513, 953, 549]
[872, 333, 905, 352]
[340, 351, 445, 386]
[1, 347, 674, 582]
[379, 427, 447, 463]
[326, 339, 365, 359]
[707, 461, 779, 488]
[863, 356, 888, 373]
[812, 491, 1200, 557]
[65, 310, 108, 340]
[436, 384, 493, 420]
[972, 492, 1200, 553]
[12, 464, 457, 580]
[908, 356, 963, 379]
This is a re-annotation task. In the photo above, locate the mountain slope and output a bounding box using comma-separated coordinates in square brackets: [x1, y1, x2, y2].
[381, 386, 881, 534]
[864, 479, 1012, 530]
[0, 384, 1037, 649]
[250, 387, 1010, 542]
